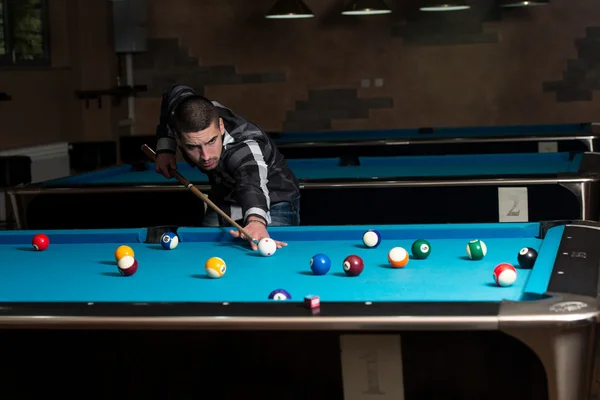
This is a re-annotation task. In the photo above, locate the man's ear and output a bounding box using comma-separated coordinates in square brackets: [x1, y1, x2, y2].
[219, 118, 225, 135]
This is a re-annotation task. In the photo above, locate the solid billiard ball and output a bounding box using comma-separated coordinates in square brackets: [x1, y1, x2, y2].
[269, 289, 291, 300]
[160, 232, 179, 250]
[517, 247, 538, 269]
[117, 255, 138, 276]
[493, 263, 517, 287]
[258, 238, 277, 256]
[343, 255, 364, 276]
[205, 257, 227, 278]
[310, 253, 331, 275]
[388, 247, 409, 268]
[411, 239, 431, 259]
[115, 245, 134, 262]
[466, 239, 487, 260]
[362, 230, 381, 248]
[32, 234, 49, 251]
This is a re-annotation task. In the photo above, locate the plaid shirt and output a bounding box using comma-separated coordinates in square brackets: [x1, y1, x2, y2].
[155, 85, 300, 225]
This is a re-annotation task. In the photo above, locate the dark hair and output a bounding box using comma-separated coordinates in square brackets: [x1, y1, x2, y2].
[173, 95, 218, 134]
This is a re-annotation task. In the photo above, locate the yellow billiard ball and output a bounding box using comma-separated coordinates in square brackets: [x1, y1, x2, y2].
[205, 257, 227, 278]
[115, 245, 134, 262]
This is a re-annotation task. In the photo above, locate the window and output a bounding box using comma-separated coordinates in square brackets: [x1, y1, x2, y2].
[0, 0, 49, 66]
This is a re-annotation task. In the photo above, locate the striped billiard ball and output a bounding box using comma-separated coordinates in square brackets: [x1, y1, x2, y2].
[388, 247, 409, 268]
[493, 263, 517, 287]
[362, 230, 381, 248]
[466, 239, 487, 260]
[117, 255, 138, 276]
[160, 232, 179, 250]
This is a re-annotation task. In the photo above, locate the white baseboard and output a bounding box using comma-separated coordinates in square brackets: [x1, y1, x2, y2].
[0, 142, 71, 222]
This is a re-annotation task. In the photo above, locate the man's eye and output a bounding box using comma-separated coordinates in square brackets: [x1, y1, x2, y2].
[208, 139, 216, 144]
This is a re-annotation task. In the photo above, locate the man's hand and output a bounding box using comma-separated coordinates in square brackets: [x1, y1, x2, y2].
[229, 219, 288, 251]
[155, 153, 177, 178]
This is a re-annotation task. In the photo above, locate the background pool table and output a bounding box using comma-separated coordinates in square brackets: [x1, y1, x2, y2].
[0, 221, 599, 400]
[7, 151, 600, 229]
[269, 122, 600, 159]
[118, 122, 600, 162]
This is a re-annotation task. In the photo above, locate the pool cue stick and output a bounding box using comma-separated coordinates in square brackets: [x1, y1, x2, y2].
[141, 144, 258, 244]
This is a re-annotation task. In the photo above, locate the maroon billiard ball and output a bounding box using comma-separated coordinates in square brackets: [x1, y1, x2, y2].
[32, 234, 49, 251]
[343, 255, 364, 276]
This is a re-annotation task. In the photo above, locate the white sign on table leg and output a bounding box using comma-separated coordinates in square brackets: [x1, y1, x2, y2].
[538, 141, 558, 153]
[498, 187, 529, 222]
[340, 334, 405, 400]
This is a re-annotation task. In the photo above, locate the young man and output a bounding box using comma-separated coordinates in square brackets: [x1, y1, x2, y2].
[154, 84, 301, 251]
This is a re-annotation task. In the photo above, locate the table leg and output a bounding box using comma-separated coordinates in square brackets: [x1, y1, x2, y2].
[560, 181, 600, 221]
[501, 322, 597, 400]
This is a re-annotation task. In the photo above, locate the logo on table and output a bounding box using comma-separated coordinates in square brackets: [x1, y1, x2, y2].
[549, 301, 588, 313]
[570, 251, 587, 259]
[507, 200, 520, 217]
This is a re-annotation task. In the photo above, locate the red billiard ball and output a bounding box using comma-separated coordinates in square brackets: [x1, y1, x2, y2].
[343, 255, 364, 276]
[32, 234, 49, 251]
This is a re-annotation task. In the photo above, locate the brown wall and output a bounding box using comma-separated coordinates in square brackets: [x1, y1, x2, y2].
[0, 0, 120, 151]
[132, 0, 600, 135]
[1, 0, 600, 151]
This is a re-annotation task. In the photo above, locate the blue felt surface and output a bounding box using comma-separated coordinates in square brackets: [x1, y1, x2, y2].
[41, 152, 582, 186]
[0, 223, 560, 303]
[272, 123, 592, 143]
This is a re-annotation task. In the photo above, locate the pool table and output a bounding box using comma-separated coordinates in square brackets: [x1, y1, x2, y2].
[119, 123, 600, 162]
[7, 151, 600, 230]
[268, 122, 600, 158]
[0, 221, 599, 400]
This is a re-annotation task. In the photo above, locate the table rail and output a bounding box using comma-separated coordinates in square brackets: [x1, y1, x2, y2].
[7, 175, 599, 229]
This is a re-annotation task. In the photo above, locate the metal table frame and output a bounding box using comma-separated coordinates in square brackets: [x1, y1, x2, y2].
[6, 172, 600, 229]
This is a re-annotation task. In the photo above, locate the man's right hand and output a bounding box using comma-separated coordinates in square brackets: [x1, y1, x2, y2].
[155, 153, 177, 178]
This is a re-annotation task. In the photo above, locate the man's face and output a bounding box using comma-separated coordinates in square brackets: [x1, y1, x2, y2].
[177, 118, 224, 171]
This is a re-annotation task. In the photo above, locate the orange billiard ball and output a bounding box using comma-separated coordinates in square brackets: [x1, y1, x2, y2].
[388, 247, 409, 268]
[115, 245, 134, 262]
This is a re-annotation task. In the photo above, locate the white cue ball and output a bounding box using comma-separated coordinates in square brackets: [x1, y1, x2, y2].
[258, 238, 277, 256]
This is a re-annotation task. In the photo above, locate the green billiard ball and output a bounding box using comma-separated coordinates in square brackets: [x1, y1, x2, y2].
[466, 239, 487, 260]
[411, 239, 431, 259]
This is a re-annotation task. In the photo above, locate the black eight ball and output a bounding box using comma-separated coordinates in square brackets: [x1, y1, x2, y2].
[518, 247, 538, 269]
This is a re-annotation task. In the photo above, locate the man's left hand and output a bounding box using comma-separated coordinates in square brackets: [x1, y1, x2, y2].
[229, 219, 288, 251]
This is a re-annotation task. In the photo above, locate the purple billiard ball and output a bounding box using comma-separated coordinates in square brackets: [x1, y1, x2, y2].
[362, 230, 381, 248]
[310, 253, 331, 275]
[268, 289, 291, 300]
